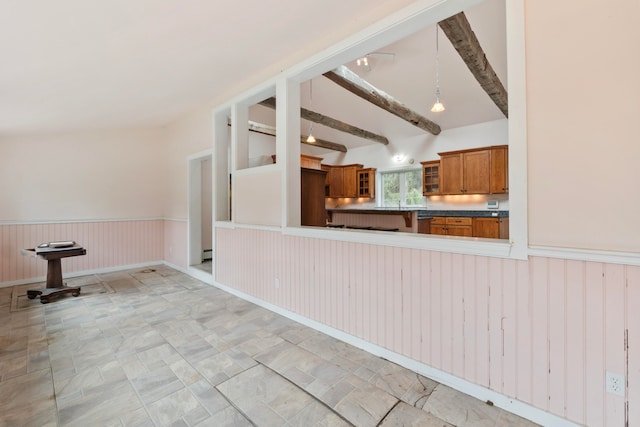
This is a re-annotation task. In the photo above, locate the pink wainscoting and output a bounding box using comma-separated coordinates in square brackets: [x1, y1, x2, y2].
[0, 220, 164, 284]
[215, 227, 639, 427]
[163, 219, 188, 270]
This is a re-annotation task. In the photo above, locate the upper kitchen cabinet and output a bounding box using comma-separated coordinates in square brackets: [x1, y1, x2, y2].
[357, 168, 376, 198]
[325, 164, 363, 198]
[300, 154, 323, 170]
[440, 148, 490, 194]
[421, 160, 440, 195]
[437, 145, 507, 195]
[490, 145, 509, 194]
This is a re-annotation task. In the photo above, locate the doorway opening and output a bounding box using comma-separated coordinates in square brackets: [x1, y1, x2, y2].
[188, 151, 213, 276]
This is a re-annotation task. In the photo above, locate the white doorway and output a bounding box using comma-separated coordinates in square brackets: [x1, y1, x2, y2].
[188, 150, 213, 276]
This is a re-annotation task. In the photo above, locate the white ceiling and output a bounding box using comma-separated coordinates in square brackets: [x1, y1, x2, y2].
[0, 0, 506, 142]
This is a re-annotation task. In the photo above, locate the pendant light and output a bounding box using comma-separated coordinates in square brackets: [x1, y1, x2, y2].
[306, 79, 316, 143]
[431, 25, 445, 113]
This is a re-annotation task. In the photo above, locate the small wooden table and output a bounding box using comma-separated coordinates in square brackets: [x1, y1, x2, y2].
[21, 244, 87, 304]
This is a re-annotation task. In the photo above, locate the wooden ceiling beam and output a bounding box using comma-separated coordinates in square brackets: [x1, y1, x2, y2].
[259, 97, 388, 145]
[228, 118, 348, 152]
[323, 65, 441, 135]
[438, 12, 508, 117]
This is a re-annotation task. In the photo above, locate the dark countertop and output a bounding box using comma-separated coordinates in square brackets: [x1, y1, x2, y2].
[326, 208, 509, 219]
[417, 210, 509, 219]
[327, 208, 422, 213]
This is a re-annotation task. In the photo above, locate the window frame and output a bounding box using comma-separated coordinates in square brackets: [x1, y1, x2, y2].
[378, 167, 424, 208]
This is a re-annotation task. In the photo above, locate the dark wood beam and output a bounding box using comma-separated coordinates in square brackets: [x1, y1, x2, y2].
[323, 65, 441, 135]
[438, 12, 508, 117]
[227, 118, 348, 152]
[258, 97, 388, 145]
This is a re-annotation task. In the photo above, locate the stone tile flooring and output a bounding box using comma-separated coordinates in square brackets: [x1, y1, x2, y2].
[0, 265, 539, 426]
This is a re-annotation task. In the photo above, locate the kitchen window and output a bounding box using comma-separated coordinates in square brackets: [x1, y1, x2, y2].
[379, 169, 423, 207]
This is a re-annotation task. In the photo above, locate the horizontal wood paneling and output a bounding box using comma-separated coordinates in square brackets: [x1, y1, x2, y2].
[215, 227, 637, 426]
[0, 220, 164, 284]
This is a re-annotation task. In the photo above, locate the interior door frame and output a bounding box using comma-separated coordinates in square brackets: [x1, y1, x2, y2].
[187, 149, 213, 268]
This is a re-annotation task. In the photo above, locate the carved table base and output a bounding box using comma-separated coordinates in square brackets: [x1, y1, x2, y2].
[27, 286, 81, 304]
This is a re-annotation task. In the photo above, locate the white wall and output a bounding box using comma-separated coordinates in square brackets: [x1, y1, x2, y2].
[321, 119, 508, 171]
[0, 128, 165, 221]
[163, 105, 214, 220]
[525, 0, 640, 253]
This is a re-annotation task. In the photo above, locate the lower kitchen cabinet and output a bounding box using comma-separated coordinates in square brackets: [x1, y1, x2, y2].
[423, 216, 508, 239]
[417, 218, 431, 234]
[429, 217, 473, 237]
[473, 217, 509, 239]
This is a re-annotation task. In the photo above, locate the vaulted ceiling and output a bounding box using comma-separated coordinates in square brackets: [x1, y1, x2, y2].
[0, 0, 506, 142]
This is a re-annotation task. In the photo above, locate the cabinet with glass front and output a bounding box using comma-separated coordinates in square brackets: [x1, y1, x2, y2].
[421, 160, 440, 195]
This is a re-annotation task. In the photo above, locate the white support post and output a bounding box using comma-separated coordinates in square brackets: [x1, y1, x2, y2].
[276, 79, 301, 228]
[231, 103, 249, 171]
[212, 109, 230, 222]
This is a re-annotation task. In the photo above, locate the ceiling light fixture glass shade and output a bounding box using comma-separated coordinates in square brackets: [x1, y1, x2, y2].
[356, 56, 369, 67]
[307, 79, 316, 143]
[431, 26, 445, 113]
[306, 130, 316, 143]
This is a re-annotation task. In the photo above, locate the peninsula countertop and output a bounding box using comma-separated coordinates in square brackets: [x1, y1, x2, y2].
[327, 208, 509, 219]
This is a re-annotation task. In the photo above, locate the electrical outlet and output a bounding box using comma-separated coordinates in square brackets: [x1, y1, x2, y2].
[274, 278, 280, 289]
[606, 371, 625, 397]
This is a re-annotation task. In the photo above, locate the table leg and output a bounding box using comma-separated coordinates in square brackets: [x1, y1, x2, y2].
[46, 259, 63, 288]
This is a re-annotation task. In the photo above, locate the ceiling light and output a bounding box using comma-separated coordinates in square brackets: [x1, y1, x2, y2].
[306, 79, 316, 143]
[356, 56, 369, 67]
[431, 26, 445, 113]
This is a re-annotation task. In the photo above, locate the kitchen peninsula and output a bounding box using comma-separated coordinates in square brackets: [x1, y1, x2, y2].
[327, 208, 509, 238]
[327, 208, 419, 232]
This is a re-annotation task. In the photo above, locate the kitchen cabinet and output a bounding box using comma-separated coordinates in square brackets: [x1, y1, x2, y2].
[421, 160, 440, 195]
[490, 145, 508, 194]
[473, 217, 509, 239]
[417, 218, 431, 234]
[272, 154, 323, 170]
[301, 168, 328, 226]
[357, 168, 376, 198]
[300, 154, 323, 170]
[439, 148, 490, 194]
[429, 217, 473, 237]
[324, 164, 363, 198]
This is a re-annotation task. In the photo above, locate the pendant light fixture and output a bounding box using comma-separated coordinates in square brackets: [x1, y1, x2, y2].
[306, 79, 316, 143]
[431, 25, 445, 113]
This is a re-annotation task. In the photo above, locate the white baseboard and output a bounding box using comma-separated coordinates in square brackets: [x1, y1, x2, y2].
[0, 261, 165, 289]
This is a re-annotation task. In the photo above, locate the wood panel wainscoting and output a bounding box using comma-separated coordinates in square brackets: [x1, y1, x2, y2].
[0, 219, 166, 285]
[215, 227, 639, 427]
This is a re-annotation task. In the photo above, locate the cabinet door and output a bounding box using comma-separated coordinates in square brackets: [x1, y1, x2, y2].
[447, 225, 473, 237]
[430, 225, 448, 235]
[358, 168, 375, 198]
[328, 167, 344, 198]
[418, 219, 431, 234]
[440, 154, 463, 194]
[463, 150, 490, 194]
[473, 218, 500, 238]
[342, 165, 360, 198]
[421, 161, 440, 195]
[490, 146, 508, 194]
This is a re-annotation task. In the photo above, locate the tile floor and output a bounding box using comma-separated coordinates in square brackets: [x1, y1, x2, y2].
[0, 265, 539, 427]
